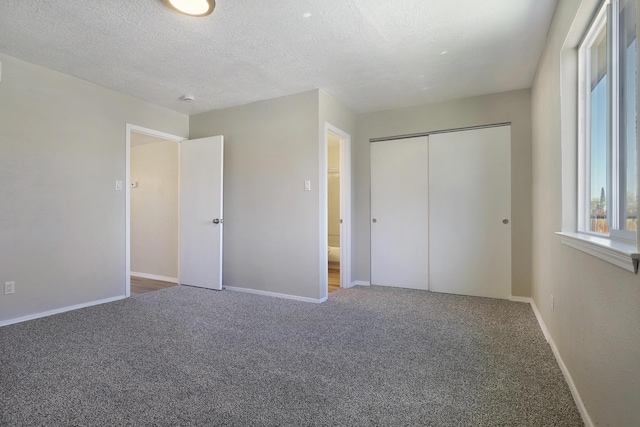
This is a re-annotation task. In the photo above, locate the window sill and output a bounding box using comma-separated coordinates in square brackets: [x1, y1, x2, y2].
[556, 232, 640, 273]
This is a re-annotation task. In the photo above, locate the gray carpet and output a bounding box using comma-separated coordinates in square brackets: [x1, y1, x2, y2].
[0, 286, 583, 426]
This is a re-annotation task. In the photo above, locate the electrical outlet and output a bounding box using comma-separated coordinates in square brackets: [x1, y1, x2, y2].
[551, 294, 554, 312]
[5, 281, 15, 295]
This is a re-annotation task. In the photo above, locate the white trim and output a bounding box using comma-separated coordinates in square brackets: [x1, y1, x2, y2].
[130, 272, 179, 284]
[529, 297, 550, 342]
[224, 286, 327, 303]
[341, 281, 355, 289]
[125, 124, 186, 299]
[557, 231, 639, 273]
[530, 299, 595, 427]
[0, 295, 126, 328]
[352, 280, 371, 286]
[508, 295, 532, 303]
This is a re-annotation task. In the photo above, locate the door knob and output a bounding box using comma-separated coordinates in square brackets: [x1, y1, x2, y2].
[212, 218, 222, 224]
[502, 219, 509, 224]
[372, 218, 377, 223]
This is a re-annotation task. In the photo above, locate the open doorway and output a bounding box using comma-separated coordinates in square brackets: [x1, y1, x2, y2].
[322, 123, 352, 297]
[125, 125, 186, 297]
[327, 134, 341, 293]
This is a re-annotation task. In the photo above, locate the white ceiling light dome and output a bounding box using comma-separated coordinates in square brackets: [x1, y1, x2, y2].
[165, 0, 215, 17]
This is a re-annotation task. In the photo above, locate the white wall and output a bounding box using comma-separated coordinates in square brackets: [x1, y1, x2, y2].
[189, 91, 322, 299]
[354, 89, 533, 296]
[531, 0, 640, 424]
[189, 90, 356, 299]
[130, 135, 179, 279]
[0, 53, 188, 323]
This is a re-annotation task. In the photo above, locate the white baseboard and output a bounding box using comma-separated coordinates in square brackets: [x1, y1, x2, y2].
[0, 295, 127, 328]
[509, 295, 532, 303]
[131, 272, 178, 284]
[351, 280, 371, 286]
[224, 286, 327, 303]
[529, 298, 550, 343]
[530, 299, 594, 427]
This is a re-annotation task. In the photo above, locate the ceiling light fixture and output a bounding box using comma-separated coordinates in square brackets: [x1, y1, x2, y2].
[165, 0, 215, 17]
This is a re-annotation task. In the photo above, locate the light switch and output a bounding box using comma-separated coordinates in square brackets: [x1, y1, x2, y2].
[115, 180, 123, 191]
[304, 180, 311, 191]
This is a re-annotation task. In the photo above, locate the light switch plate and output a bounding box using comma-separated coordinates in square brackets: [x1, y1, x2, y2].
[304, 180, 311, 191]
[115, 180, 123, 191]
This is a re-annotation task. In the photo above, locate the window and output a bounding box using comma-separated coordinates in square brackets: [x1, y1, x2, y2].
[578, 0, 637, 241]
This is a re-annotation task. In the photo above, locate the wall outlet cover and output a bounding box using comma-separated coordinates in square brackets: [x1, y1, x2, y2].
[5, 281, 15, 295]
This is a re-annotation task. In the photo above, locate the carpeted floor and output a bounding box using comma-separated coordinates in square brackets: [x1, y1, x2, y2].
[0, 286, 583, 426]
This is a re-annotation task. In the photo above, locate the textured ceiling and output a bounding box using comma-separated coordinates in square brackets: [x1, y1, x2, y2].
[0, 0, 557, 115]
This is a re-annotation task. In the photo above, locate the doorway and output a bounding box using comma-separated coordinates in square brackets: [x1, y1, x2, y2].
[130, 131, 180, 295]
[126, 125, 185, 297]
[327, 133, 341, 293]
[126, 125, 225, 296]
[322, 124, 352, 298]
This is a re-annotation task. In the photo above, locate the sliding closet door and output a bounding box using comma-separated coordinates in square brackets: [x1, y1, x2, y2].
[370, 137, 428, 290]
[428, 126, 511, 299]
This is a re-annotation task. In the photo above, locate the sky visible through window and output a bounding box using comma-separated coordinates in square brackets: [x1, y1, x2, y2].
[590, 75, 607, 202]
[590, 41, 637, 202]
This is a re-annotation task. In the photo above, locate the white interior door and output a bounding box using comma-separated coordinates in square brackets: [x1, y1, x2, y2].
[370, 137, 429, 290]
[428, 126, 511, 299]
[180, 136, 224, 290]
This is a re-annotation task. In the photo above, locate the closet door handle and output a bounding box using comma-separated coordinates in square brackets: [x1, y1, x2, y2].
[372, 218, 377, 223]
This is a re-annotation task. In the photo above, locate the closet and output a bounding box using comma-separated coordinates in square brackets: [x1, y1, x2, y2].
[370, 125, 512, 299]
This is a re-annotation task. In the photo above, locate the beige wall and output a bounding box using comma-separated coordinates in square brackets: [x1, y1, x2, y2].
[0, 53, 188, 323]
[531, 0, 640, 424]
[189, 91, 322, 299]
[189, 90, 356, 299]
[130, 135, 179, 279]
[319, 90, 357, 141]
[354, 89, 533, 296]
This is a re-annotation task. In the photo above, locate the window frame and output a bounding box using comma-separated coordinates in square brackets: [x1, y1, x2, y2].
[577, 0, 637, 243]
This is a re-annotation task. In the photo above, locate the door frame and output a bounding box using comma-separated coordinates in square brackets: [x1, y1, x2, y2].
[320, 123, 352, 298]
[125, 124, 186, 297]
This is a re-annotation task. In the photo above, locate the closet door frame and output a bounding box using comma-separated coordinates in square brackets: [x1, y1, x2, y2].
[369, 123, 512, 298]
